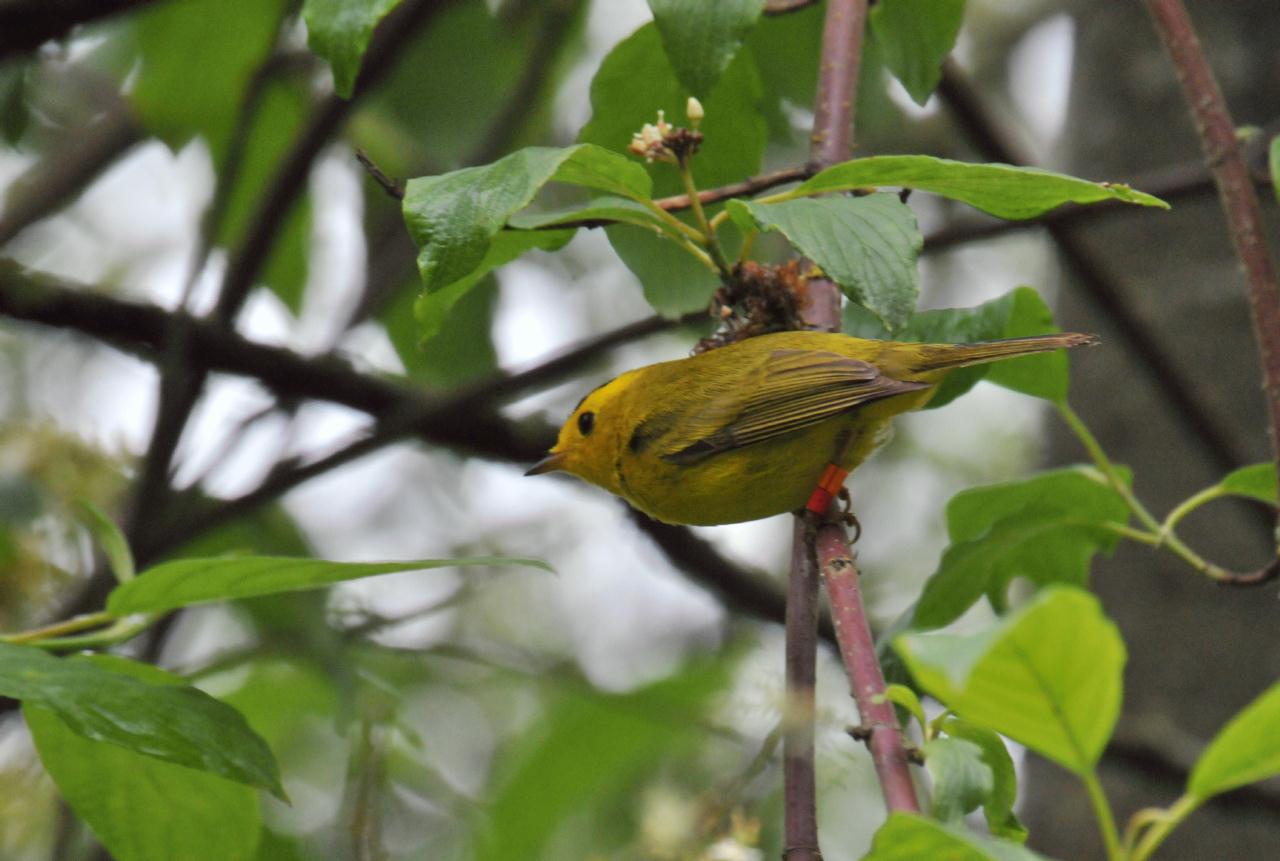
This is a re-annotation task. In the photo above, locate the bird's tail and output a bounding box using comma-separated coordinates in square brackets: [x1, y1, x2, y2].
[905, 332, 1098, 374]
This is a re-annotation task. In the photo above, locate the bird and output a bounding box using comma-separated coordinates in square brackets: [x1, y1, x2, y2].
[526, 330, 1096, 525]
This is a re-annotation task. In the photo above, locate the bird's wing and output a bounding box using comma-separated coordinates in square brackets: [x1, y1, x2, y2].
[659, 349, 929, 465]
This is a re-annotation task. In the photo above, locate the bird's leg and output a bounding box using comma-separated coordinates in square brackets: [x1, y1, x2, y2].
[804, 430, 858, 531]
[836, 487, 862, 543]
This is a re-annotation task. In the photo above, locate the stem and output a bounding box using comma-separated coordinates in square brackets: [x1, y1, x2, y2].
[1081, 770, 1124, 861]
[1131, 794, 1200, 861]
[1, 611, 114, 644]
[1059, 402, 1254, 583]
[782, 517, 822, 861]
[678, 160, 733, 278]
[1159, 485, 1226, 537]
[641, 198, 708, 243]
[816, 524, 920, 812]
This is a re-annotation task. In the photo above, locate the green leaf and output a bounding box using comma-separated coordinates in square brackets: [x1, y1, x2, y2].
[880, 682, 927, 733]
[1189, 680, 1280, 800]
[107, 554, 551, 616]
[303, 0, 404, 98]
[129, 0, 288, 156]
[402, 144, 647, 300]
[75, 499, 134, 582]
[730, 193, 921, 330]
[507, 196, 672, 233]
[387, 274, 499, 386]
[1217, 463, 1278, 505]
[1, 644, 282, 796]
[26, 656, 261, 861]
[869, 0, 965, 105]
[898, 587, 1126, 776]
[745, 2, 823, 141]
[1270, 135, 1280, 205]
[413, 228, 572, 342]
[479, 656, 733, 861]
[863, 813, 1050, 861]
[844, 286, 1073, 407]
[940, 718, 1026, 842]
[607, 223, 719, 317]
[793, 155, 1169, 219]
[579, 23, 766, 196]
[923, 736, 993, 824]
[647, 0, 766, 97]
[913, 467, 1129, 628]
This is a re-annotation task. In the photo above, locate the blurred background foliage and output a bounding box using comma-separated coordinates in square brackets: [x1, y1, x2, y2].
[0, 0, 1276, 859]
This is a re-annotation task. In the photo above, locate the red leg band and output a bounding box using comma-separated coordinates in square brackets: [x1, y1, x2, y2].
[805, 463, 849, 515]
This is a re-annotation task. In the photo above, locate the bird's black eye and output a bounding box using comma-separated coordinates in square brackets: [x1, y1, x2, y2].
[577, 411, 595, 436]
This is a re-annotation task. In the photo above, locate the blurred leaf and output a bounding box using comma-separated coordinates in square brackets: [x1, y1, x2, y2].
[1270, 135, 1280, 205]
[1216, 463, 1278, 505]
[745, 3, 822, 140]
[108, 555, 551, 616]
[923, 736, 992, 824]
[898, 587, 1126, 776]
[74, 500, 134, 582]
[0, 474, 42, 522]
[303, 0, 405, 98]
[845, 287, 1072, 407]
[0, 62, 30, 144]
[607, 222, 718, 317]
[1189, 680, 1280, 800]
[26, 656, 261, 861]
[913, 467, 1129, 628]
[869, 0, 965, 105]
[863, 813, 1049, 860]
[386, 274, 498, 386]
[579, 23, 766, 196]
[647, 0, 765, 97]
[413, 228, 572, 341]
[403, 144, 648, 304]
[1, 644, 282, 795]
[881, 682, 926, 732]
[219, 658, 339, 751]
[793, 155, 1169, 219]
[175, 503, 312, 559]
[479, 656, 734, 861]
[940, 718, 1026, 842]
[730, 193, 921, 330]
[129, 0, 287, 156]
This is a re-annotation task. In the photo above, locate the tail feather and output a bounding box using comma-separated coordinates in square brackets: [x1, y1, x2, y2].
[907, 332, 1098, 374]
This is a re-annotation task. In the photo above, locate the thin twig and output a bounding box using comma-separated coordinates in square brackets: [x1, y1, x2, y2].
[355, 149, 405, 200]
[1145, 0, 1280, 585]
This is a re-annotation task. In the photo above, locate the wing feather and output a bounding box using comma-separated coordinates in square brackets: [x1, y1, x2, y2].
[662, 349, 929, 465]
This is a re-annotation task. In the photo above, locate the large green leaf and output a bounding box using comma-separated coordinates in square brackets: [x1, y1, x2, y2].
[730, 193, 921, 330]
[844, 286, 1074, 407]
[402, 144, 647, 311]
[478, 657, 733, 861]
[26, 656, 261, 861]
[862, 813, 1049, 861]
[869, 0, 965, 105]
[303, 0, 405, 98]
[387, 274, 499, 386]
[107, 554, 551, 616]
[923, 736, 992, 825]
[1, 644, 282, 795]
[897, 587, 1126, 775]
[913, 467, 1129, 628]
[1189, 680, 1280, 800]
[579, 23, 766, 196]
[647, 0, 766, 97]
[791, 155, 1169, 219]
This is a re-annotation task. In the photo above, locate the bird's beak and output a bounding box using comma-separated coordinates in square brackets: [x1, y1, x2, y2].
[524, 450, 567, 476]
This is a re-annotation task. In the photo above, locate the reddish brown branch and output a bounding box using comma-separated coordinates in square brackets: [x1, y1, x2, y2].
[1145, 0, 1280, 585]
[783, 517, 822, 861]
[809, 0, 869, 174]
[816, 524, 921, 812]
[654, 165, 811, 211]
[764, 0, 820, 16]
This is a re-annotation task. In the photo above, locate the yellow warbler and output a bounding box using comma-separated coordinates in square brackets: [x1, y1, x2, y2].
[526, 331, 1096, 525]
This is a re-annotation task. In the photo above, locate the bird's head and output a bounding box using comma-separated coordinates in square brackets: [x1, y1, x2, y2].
[524, 371, 641, 495]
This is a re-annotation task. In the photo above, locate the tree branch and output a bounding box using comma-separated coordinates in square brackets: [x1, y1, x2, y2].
[0, 0, 167, 58]
[1145, 0, 1280, 585]
[816, 524, 919, 812]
